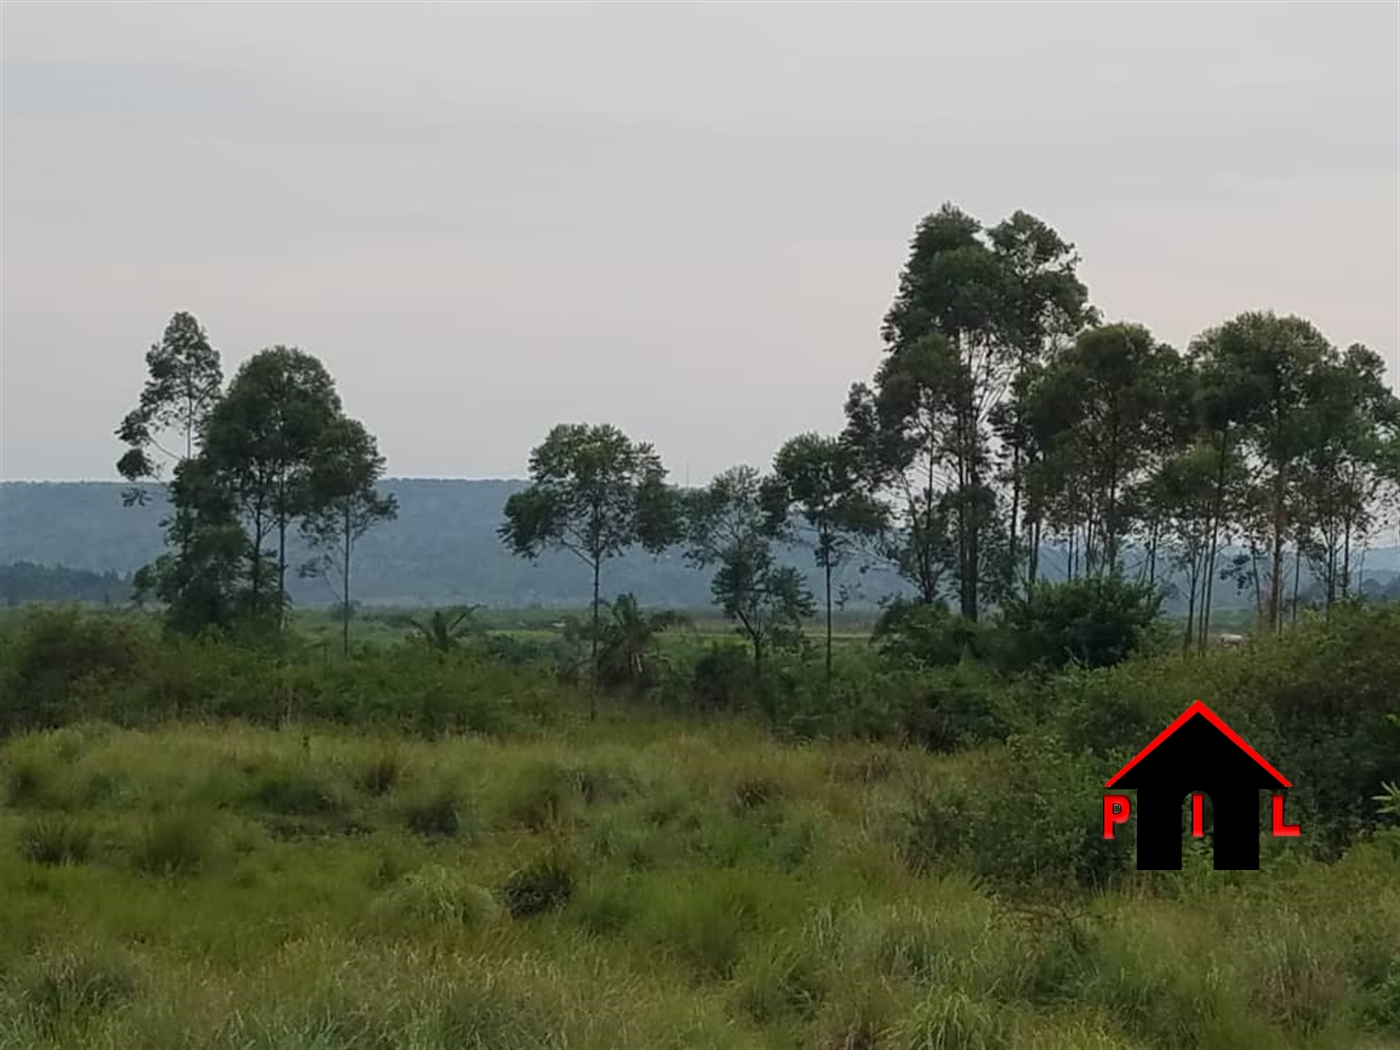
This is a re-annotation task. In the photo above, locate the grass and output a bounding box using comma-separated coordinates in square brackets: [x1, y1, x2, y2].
[1, 715, 1398, 1050]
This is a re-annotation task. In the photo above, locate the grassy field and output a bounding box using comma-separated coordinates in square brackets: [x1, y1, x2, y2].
[2, 710, 1398, 1050]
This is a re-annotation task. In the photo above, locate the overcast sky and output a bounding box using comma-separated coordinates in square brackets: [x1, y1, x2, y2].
[2, 2, 1396, 482]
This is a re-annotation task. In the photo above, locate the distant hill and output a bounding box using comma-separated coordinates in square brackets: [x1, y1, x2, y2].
[2, 480, 1396, 610]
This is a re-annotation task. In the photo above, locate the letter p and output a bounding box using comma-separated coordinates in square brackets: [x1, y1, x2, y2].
[1103, 794, 1131, 839]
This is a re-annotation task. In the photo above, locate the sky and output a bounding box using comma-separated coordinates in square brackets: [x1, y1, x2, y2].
[2, 2, 1397, 483]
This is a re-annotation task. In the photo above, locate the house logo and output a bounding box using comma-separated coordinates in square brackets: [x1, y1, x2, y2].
[1102, 701, 1300, 870]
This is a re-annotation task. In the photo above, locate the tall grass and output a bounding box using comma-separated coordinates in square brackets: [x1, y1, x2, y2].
[2, 717, 1397, 1049]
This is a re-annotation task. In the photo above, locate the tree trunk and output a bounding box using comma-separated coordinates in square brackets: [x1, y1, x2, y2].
[1290, 545, 1302, 625]
[824, 558, 833, 690]
[278, 517, 288, 632]
[964, 475, 979, 621]
[342, 501, 352, 657]
[1184, 548, 1200, 653]
[1341, 512, 1353, 600]
[1009, 444, 1022, 593]
[590, 556, 601, 722]
[1200, 429, 1229, 651]
[1268, 471, 1286, 631]
[1028, 518, 1041, 593]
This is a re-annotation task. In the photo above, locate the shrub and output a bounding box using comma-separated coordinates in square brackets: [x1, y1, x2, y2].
[2, 609, 148, 732]
[898, 664, 1012, 754]
[873, 599, 986, 668]
[500, 848, 578, 918]
[900, 735, 1128, 890]
[998, 575, 1164, 673]
[690, 643, 755, 711]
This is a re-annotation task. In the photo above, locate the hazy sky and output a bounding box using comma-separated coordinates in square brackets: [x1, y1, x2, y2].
[2, 2, 1396, 482]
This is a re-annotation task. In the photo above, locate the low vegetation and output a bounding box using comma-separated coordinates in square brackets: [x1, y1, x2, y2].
[0, 602, 1398, 1049]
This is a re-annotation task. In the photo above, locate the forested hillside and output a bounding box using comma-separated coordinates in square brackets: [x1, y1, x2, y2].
[6, 480, 1396, 609]
[0, 479, 900, 608]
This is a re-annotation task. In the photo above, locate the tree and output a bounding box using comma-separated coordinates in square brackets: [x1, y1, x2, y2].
[985, 212, 1095, 585]
[852, 204, 1090, 618]
[1295, 344, 1400, 608]
[591, 593, 689, 692]
[843, 336, 961, 606]
[1024, 324, 1183, 575]
[765, 433, 884, 685]
[201, 347, 344, 626]
[300, 417, 399, 655]
[1192, 313, 1335, 632]
[684, 466, 815, 682]
[879, 204, 1007, 620]
[150, 455, 256, 634]
[499, 423, 679, 716]
[115, 311, 223, 503]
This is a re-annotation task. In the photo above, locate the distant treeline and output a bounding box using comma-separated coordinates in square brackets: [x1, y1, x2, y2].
[0, 562, 132, 604]
[1, 480, 1396, 610]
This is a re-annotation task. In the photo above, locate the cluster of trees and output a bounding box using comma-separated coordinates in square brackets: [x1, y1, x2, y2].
[117, 203, 1398, 680]
[501, 203, 1400, 676]
[116, 313, 397, 652]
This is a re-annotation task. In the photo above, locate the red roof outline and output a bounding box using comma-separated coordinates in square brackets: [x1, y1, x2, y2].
[1104, 700, 1291, 789]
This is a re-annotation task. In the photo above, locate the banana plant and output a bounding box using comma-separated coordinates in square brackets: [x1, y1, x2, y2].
[407, 605, 483, 653]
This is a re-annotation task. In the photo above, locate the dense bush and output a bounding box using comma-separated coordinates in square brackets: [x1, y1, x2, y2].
[871, 599, 986, 668]
[1047, 603, 1400, 856]
[998, 576, 1165, 673]
[1, 609, 149, 734]
[900, 732, 1129, 890]
[0, 611, 566, 737]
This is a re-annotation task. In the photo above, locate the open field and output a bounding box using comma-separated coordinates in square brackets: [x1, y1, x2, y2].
[3, 713, 1399, 1050]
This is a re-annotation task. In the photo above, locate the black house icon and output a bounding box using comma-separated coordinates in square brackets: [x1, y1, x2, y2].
[1105, 701, 1291, 870]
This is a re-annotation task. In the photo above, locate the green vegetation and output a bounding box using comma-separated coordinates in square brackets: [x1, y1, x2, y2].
[2, 600, 1399, 1049]
[1, 200, 1398, 1049]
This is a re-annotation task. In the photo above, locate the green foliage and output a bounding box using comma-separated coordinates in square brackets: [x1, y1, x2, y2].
[684, 466, 816, 678]
[18, 950, 142, 1031]
[999, 575, 1165, 672]
[1050, 603, 1400, 856]
[2, 608, 148, 733]
[591, 593, 688, 691]
[500, 423, 680, 714]
[115, 311, 223, 491]
[901, 733, 1127, 890]
[19, 816, 95, 866]
[687, 642, 756, 711]
[134, 813, 211, 876]
[370, 865, 499, 932]
[872, 598, 985, 668]
[402, 784, 467, 839]
[0, 713, 1396, 1049]
[500, 848, 578, 918]
[407, 606, 483, 653]
[299, 417, 398, 654]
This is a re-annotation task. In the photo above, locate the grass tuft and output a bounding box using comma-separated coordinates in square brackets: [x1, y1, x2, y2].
[18, 816, 94, 866]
